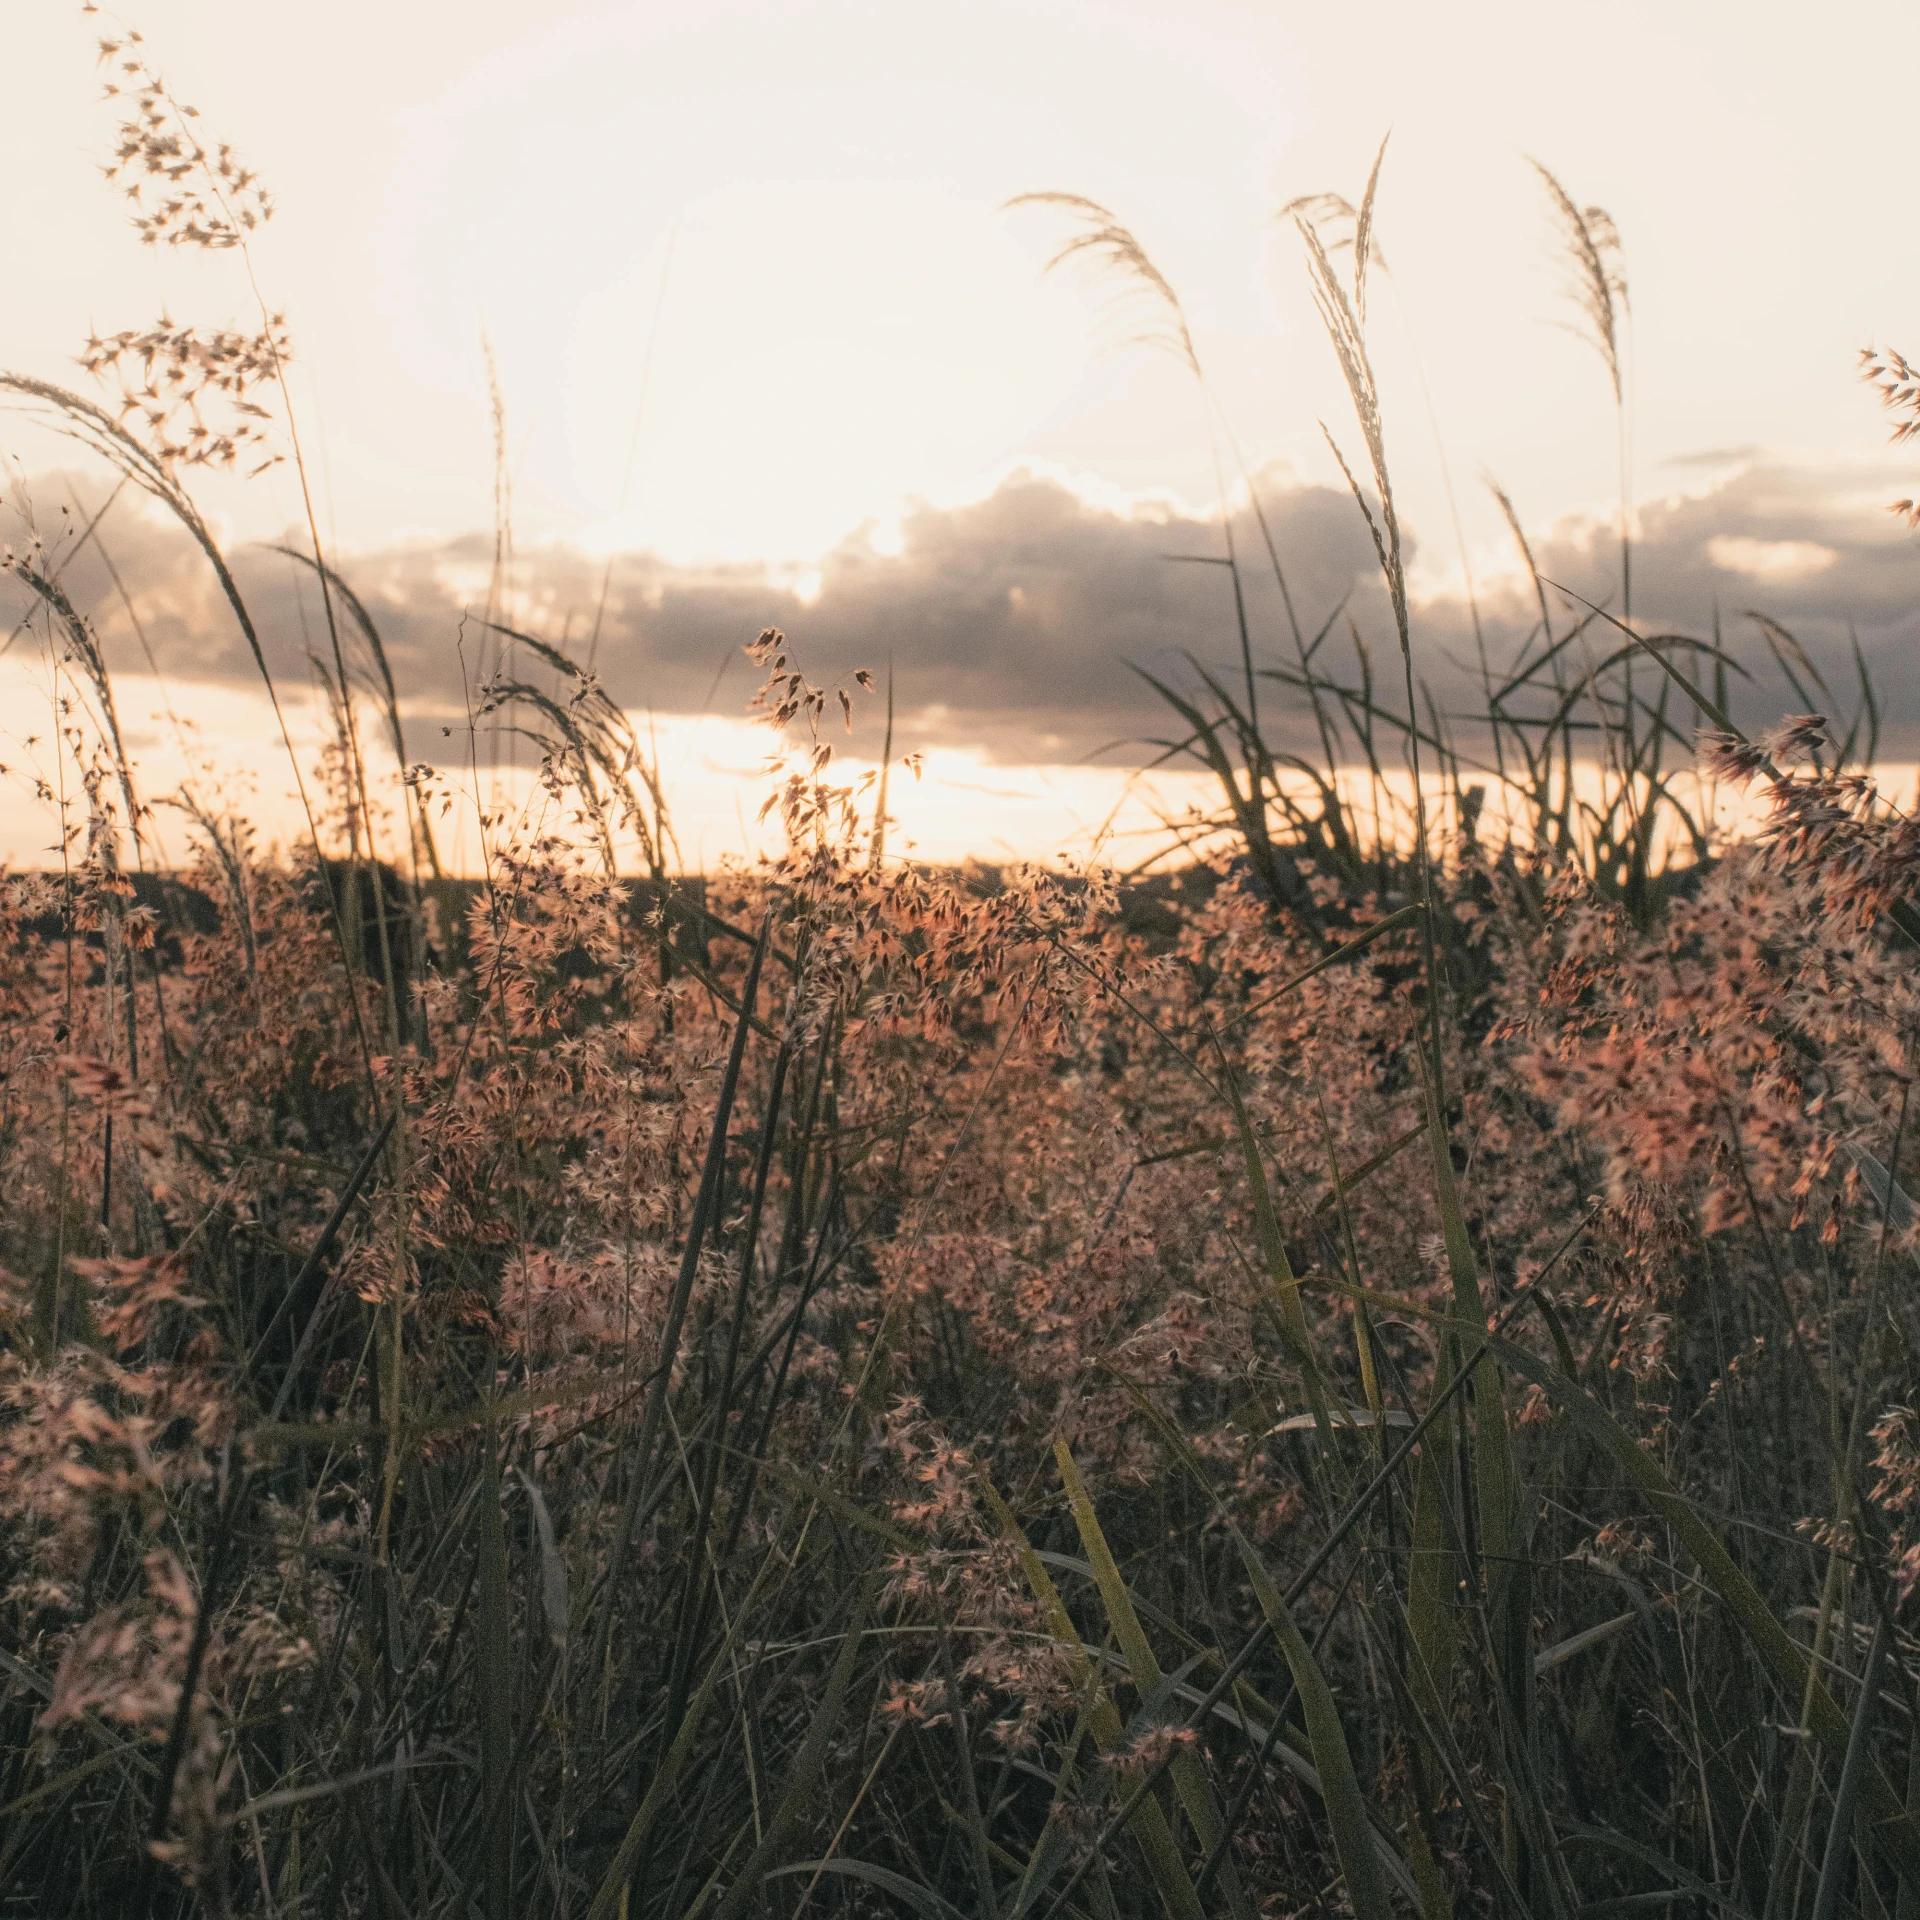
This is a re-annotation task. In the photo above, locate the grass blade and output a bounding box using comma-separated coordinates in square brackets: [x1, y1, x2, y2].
[768, 1858, 971, 1919]
[1330, 1282, 1920, 1885]
[1812, 1608, 1894, 1920]
[1053, 1439, 1254, 1920]
[702, 1572, 876, 1920]
[977, 1475, 1209, 1920]
[476, 1418, 515, 1920]
[1114, 1393, 1405, 1920]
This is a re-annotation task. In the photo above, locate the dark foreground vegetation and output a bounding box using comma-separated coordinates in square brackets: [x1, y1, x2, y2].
[8, 19, 1920, 1920]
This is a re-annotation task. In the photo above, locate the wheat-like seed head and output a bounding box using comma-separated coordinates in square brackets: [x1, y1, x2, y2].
[1279, 191, 1391, 317]
[1293, 139, 1405, 652]
[1860, 345, 1920, 525]
[1283, 136, 1391, 330]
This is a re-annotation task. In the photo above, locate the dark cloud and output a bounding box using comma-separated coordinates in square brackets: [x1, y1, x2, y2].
[1497, 464, 1920, 748]
[6, 456, 1918, 767]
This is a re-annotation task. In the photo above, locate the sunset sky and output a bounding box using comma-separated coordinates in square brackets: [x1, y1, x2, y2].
[4, 0, 1919, 866]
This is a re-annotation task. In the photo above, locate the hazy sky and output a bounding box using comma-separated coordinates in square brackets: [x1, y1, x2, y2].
[8, 0, 1916, 570]
[5, 0, 1919, 864]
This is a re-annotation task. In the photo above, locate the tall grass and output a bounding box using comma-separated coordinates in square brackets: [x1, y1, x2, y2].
[5, 24, 1920, 1920]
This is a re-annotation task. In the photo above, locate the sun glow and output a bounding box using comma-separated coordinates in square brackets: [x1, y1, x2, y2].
[394, 165, 1093, 567]
[0, 661, 1221, 874]
[11, 656, 1898, 880]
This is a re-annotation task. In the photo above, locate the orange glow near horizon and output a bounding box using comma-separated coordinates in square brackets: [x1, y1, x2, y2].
[4, 662, 1901, 879]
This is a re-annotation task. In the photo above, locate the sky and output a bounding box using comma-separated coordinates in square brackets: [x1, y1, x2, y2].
[4, 0, 1919, 864]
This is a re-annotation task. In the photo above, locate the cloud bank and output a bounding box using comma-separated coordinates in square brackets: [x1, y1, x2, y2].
[6, 457, 1918, 770]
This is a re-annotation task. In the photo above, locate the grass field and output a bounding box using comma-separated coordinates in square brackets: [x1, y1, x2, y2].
[5, 24, 1920, 1920]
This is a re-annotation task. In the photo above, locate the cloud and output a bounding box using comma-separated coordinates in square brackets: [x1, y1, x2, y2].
[1704, 536, 1839, 583]
[5, 455, 1918, 771]
[1508, 462, 1920, 742]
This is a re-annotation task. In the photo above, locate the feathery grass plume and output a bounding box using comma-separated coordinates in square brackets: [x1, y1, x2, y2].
[1529, 159, 1629, 402]
[1294, 144, 1402, 640]
[1001, 192, 1199, 375]
[2, 12, 383, 1081]
[1530, 157, 1633, 616]
[1293, 137, 1428, 893]
[477, 330, 519, 812]
[1285, 179, 1499, 737]
[1278, 191, 1388, 296]
[482, 330, 515, 642]
[1005, 191, 1332, 902]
